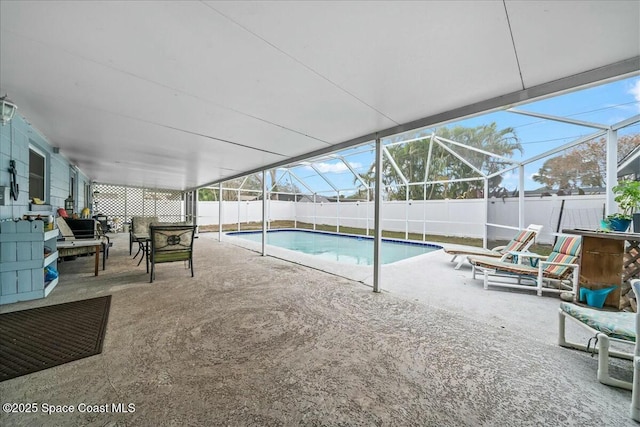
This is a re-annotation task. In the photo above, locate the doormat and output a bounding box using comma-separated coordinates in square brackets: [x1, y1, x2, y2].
[0, 295, 111, 382]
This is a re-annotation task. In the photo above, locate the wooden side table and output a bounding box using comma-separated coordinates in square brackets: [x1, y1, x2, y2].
[562, 229, 640, 310]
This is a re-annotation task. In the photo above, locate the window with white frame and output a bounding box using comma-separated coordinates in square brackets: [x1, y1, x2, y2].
[29, 146, 46, 201]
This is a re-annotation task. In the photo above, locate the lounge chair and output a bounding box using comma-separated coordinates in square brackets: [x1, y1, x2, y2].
[443, 224, 543, 269]
[468, 235, 581, 296]
[558, 292, 635, 391]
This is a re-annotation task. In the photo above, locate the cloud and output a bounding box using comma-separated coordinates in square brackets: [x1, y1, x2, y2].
[501, 171, 514, 180]
[306, 162, 362, 174]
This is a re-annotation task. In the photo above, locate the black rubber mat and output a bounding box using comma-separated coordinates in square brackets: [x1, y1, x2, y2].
[0, 295, 111, 382]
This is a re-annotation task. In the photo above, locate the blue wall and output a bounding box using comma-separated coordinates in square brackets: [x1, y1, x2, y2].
[0, 114, 91, 220]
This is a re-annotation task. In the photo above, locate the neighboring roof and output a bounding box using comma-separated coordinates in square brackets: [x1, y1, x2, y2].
[618, 144, 640, 178]
[0, 1, 638, 190]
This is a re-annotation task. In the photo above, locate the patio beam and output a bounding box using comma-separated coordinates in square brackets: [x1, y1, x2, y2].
[612, 114, 640, 131]
[486, 163, 519, 179]
[435, 136, 518, 164]
[287, 170, 316, 195]
[422, 177, 485, 185]
[434, 138, 486, 177]
[423, 133, 435, 182]
[382, 146, 409, 185]
[507, 108, 610, 130]
[521, 129, 607, 166]
[338, 155, 369, 189]
[310, 164, 340, 192]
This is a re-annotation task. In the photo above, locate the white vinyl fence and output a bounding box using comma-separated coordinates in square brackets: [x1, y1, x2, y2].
[197, 194, 606, 245]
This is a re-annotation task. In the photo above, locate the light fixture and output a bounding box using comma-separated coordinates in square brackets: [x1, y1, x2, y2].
[65, 195, 74, 214]
[0, 94, 18, 126]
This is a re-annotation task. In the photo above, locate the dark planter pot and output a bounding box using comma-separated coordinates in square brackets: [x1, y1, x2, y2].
[609, 217, 632, 232]
[634, 213, 640, 233]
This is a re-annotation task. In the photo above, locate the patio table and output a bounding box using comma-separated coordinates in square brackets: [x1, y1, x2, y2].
[563, 228, 640, 310]
[57, 239, 102, 276]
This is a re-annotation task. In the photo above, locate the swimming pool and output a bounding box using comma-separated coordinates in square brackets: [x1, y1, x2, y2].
[227, 229, 441, 265]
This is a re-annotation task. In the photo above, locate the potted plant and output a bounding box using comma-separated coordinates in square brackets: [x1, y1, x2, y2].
[605, 180, 640, 232]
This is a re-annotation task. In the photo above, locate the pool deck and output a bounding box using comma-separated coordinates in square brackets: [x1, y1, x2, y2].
[0, 231, 635, 426]
[221, 232, 604, 347]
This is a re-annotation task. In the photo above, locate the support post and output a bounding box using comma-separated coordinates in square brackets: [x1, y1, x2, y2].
[337, 190, 340, 233]
[405, 186, 409, 240]
[237, 188, 241, 232]
[366, 188, 370, 235]
[293, 185, 297, 229]
[423, 183, 427, 241]
[483, 178, 489, 249]
[373, 137, 383, 293]
[518, 164, 525, 229]
[218, 183, 223, 242]
[262, 170, 267, 256]
[193, 190, 199, 235]
[606, 128, 618, 216]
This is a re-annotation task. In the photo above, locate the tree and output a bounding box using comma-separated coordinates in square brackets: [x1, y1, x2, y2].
[198, 188, 217, 201]
[358, 123, 522, 200]
[533, 133, 640, 190]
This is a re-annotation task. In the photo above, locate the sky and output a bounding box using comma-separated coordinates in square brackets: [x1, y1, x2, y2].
[268, 75, 640, 196]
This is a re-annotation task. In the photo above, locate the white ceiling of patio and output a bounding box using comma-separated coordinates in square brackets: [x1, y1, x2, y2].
[1, 1, 638, 191]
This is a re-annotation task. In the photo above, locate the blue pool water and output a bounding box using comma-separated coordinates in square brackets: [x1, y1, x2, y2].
[227, 230, 441, 265]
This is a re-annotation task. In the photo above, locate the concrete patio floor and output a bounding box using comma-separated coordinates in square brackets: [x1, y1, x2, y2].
[0, 231, 635, 426]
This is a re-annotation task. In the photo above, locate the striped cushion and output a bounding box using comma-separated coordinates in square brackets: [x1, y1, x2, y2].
[560, 302, 635, 342]
[543, 253, 578, 278]
[542, 236, 581, 279]
[501, 230, 536, 253]
[553, 236, 581, 256]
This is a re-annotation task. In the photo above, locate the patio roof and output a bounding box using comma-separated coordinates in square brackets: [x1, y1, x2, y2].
[0, 1, 638, 191]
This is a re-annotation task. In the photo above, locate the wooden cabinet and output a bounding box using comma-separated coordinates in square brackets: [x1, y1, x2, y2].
[0, 220, 59, 305]
[563, 229, 640, 310]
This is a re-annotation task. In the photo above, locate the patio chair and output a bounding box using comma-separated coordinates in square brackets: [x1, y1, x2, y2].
[149, 224, 196, 283]
[443, 224, 543, 269]
[558, 289, 635, 391]
[130, 216, 158, 256]
[468, 235, 581, 297]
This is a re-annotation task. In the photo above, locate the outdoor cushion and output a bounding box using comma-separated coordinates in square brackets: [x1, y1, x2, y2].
[501, 229, 536, 253]
[469, 256, 539, 276]
[560, 302, 635, 342]
[444, 246, 505, 257]
[553, 236, 582, 256]
[543, 252, 579, 278]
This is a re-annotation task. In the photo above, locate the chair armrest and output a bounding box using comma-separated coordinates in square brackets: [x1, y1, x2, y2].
[539, 261, 579, 268]
[502, 250, 547, 265]
[538, 261, 580, 276]
[491, 245, 506, 252]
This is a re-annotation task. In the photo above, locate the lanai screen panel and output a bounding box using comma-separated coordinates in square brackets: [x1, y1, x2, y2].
[93, 184, 184, 223]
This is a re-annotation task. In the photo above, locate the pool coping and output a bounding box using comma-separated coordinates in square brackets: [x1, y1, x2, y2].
[226, 228, 443, 250]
